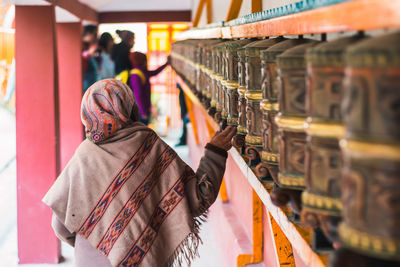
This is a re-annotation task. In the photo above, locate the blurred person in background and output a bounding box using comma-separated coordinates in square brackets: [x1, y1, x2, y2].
[82, 25, 99, 91]
[97, 32, 115, 80]
[175, 83, 190, 146]
[112, 30, 134, 78]
[128, 52, 169, 125]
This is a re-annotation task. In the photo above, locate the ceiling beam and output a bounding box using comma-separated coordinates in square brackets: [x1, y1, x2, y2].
[45, 0, 98, 23]
[99, 10, 191, 23]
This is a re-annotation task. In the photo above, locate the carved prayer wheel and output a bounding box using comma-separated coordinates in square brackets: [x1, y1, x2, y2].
[200, 40, 224, 108]
[301, 35, 366, 242]
[214, 42, 231, 124]
[209, 41, 227, 118]
[219, 39, 255, 130]
[256, 39, 312, 183]
[273, 40, 320, 213]
[233, 47, 248, 152]
[338, 32, 400, 262]
[243, 39, 288, 168]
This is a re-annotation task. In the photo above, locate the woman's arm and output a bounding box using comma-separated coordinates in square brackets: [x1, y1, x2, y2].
[184, 126, 237, 217]
[148, 62, 168, 77]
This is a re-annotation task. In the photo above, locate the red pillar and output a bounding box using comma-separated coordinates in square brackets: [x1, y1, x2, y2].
[56, 22, 83, 169]
[15, 5, 60, 263]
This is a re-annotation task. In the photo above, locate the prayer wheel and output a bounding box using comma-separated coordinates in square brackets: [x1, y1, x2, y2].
[301, 35, 366, 242]
[214, 42, 230, 124]
[256, 39, 313, 185]
[194, 41, 202, 99]
[222, 39, 255, 130]
[232, 47, 248, 152]
[338, 32, 400, 262]
[200, 40, 223, 108]
[273, 40, 320, 213]
[209, 40, 227, 118]
[243, 38, 287, 168]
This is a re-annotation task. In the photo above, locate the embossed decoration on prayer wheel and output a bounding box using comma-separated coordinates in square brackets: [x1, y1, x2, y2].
[242, 39, 288, 168]
[301, 36, 366, 238]
[275, 41, 319, 191]
[338, 32, 400, 261]
[257, 39, 311, 182]
[201, 40, 224, 108]
[210, 41, 227, 118]
[187, 40, 198, 89]
[220, 39, 255, 129]
[214, 42, 231, 124]
[233, 47, 248, 150]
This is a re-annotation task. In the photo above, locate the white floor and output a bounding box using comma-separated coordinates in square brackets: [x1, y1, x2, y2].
[0, 107, 221, 267]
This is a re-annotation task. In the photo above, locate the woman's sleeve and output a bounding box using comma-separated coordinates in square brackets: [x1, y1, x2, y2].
[184, 144, 228, 217]
[52, 214, 76, 247]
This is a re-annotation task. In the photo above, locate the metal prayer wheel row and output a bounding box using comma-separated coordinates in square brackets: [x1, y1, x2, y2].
[170, 31, 400, 263]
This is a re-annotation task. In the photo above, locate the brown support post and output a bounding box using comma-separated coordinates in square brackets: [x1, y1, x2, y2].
[56, 22, 83, 169]
[206, 0, 213, 24]
[16, 5, 60, 263]
[252, 0, 262, 13]
[226, 0, 243, 21]
[193, 0, 206, 27]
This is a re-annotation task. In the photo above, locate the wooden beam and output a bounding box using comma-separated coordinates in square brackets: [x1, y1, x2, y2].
[99, 10, 191, 23]
[252, 0, 262, 13]
[178, 0, 400, 39]
[45, 0, 98, 23]
[225, 0, 243, 22]
[193, 0, 206, 27]
[206, 0, 213, 24]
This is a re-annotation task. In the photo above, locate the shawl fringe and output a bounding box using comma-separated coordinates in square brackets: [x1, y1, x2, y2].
[164, 213, 208, 267]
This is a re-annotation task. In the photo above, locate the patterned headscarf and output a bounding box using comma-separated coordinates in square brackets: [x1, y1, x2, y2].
[81, 79, 138, 143]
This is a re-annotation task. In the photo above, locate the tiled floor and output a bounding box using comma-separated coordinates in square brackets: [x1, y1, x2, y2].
[0, 107, 221, 266]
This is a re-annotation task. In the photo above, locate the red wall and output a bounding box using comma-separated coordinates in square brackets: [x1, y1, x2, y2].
[16, 6, 60, 263]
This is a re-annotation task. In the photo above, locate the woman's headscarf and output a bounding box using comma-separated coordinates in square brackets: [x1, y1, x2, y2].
[81, 79, 139, 143]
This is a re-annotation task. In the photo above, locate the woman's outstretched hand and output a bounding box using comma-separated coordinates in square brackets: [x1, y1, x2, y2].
[209, 126, 237, 151]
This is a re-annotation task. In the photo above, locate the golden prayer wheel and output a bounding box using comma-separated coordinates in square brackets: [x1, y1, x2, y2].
[256, 39, 312, 185]
[300, 35, 366, 242]
[338, 32, 400, 262]
[243, 38, 287, 168]
[220, 39, 255, 130]
[272, 40, 320, 213]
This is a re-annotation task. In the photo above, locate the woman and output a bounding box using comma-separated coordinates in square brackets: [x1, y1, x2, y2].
[129, 52, 169, 125]
[43, 79, 236, 266]
[98, 32, 115, 80]
[112, 30, 134, 76]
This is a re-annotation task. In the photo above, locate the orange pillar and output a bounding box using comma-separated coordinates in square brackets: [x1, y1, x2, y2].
[56, 22, 83, 169]
[15, 5, 60, 263]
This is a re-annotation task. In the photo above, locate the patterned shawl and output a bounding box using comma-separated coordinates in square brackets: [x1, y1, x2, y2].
[43, 79, 204, 266]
